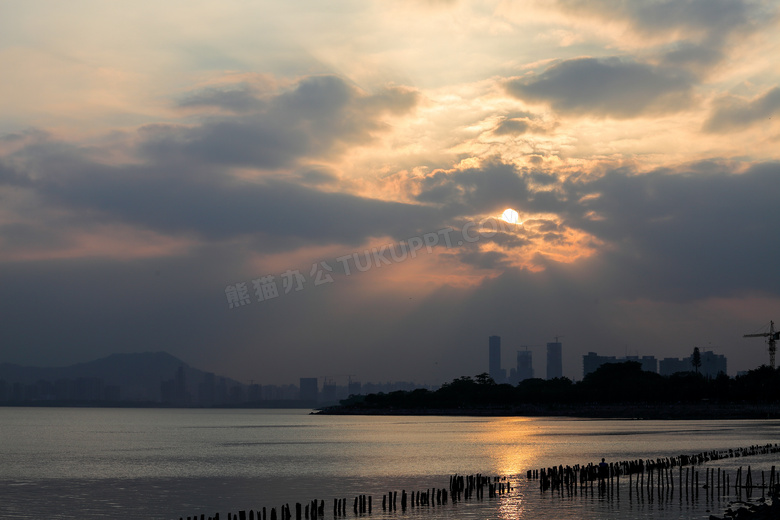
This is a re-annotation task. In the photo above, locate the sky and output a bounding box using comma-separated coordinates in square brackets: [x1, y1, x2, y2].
[2, 0, 780, 386]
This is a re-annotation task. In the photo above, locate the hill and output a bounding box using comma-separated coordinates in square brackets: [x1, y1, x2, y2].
[0, 352, 241, 402]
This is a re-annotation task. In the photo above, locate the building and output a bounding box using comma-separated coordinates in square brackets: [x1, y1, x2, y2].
[516, 349, 534, 382]
[547, 341, 562, 380]
[583, 352, 617, 377]
[700, 351, 727, 378]
[347, 380, 362, 396]
[198, 372, 217, 406]
[161, 366, 190, 405]
[659, 357, 691, 376]
[626, 356, 658, 374]
[488, 335, 505, 383]
[299, 377, 318, 402]
[583, 352, 658, 378]
[659, 351, 727, 377]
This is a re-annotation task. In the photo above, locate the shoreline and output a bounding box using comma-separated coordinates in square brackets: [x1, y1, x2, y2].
[315, 402, 780, 420]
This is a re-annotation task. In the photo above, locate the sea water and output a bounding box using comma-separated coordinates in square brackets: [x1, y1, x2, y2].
[1, 407, 778, 519]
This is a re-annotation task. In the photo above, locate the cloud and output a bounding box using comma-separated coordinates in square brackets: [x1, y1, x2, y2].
[703, 87, 780, 133]
[505, 57, 694, 118]
[143, 75, 419, 169]
[1, 151, 442, 254]
[550, 1, 774, 73]
[414, 161, 535, 214]
[178, 85, 263, 113]
[455, 249, 511, 270]
[559, 161, 780, 301]
[556, 0, 757, 34]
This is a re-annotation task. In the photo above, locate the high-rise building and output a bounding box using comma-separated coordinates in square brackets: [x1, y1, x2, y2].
[299, 377, 318, 402]
[547, 341, 562, 380]
[488, 335, 504, 383]
[516, 349, 534, 382]
[583, 352, 617, 377]
[700, 351, 727, 377]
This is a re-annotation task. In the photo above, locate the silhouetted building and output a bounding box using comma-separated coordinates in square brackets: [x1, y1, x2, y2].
[583, 352, 658, 378]
[161, 366, 190, 405]
[488, 335, 505, 383]
[321, 382, 338, 403]
[516, 349, 534, 382]
[626, 355, 658, 374]
[660, 351, 727, 377]
[347, 380, 362, 396]
[103, 385, 121, 401]
[263, 384, 298, 400]
[228, 385, 245, 403]
[299, 377, 318, 402]
[75, 377, 104, 401]
[360, 381, 428, 394]
[216, 377, 228, 404]
[583, 352, 617, 377]
[547, 341, 562, 379]
[700, 351, 727, 377]
[659, 357, 690, 376]
[198, 372, 217, 406]
[247, 384, 262, 402]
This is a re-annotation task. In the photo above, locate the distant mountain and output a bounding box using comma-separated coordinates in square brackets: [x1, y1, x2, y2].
[0, 352, 241, 401]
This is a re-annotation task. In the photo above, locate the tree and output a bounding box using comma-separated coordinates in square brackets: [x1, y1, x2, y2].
[691, 347, 702, 374]
[474, 372, 496, 385]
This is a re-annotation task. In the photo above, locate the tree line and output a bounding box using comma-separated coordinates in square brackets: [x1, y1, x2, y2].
[333, 362, 780, 411]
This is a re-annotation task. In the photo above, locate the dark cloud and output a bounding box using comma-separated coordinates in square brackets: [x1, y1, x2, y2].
[402, 157, 780, 304]
[559, 161, 780, 301]
[660, 41, 724, 72]
[505, 57, 694, 118]
[2, 151, 441, 252]
[3, 152, 779, 382]
[0, 74, 427, 256]
[178, 85, 263, 113]
[552, 1, 774, 75]
[703, 87, 780, 133]
[415, 161, 538, 215]
[0, 161, 32, 186]
[555, 0, 762, 37]
[456, 249, 511, 269]
[493, 119, 530, 135]
[143, 75, 419, 169]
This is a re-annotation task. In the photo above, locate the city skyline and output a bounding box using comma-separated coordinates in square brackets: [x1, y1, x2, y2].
[2, 1, 780, 384]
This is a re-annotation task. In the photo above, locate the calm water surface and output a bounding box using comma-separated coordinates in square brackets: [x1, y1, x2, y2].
[1, 407, 778, 519]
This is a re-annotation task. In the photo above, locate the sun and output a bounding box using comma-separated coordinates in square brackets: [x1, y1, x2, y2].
[502, 208, 519, 224]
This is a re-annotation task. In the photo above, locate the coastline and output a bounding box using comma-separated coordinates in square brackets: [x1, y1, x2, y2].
[315, 402, 780, 420]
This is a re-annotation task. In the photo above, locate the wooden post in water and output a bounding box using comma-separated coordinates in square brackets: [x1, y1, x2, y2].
[718, 468, 721, 495]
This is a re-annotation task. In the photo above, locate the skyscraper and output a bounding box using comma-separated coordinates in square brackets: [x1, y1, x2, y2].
[488, 335, 503, 383]
[547, 341, 562, 380]
[516, 349, 534, 381]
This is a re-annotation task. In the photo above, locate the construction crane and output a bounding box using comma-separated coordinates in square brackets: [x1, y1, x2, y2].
[743, 321, 780, 368]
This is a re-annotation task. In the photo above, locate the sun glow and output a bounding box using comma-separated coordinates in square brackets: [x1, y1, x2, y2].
[502, 208, 519, 224]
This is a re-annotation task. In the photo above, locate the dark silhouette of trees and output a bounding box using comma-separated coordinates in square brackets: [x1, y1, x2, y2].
[691, 347, 702, 374]
[580, 361, 665, 402]
[331, 364, 780, 412]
